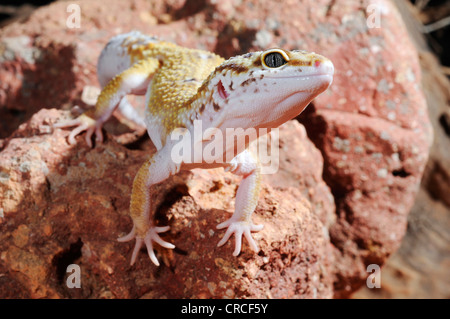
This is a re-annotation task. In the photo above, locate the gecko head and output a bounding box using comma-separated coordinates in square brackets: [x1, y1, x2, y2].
[208, 48, 334, 129]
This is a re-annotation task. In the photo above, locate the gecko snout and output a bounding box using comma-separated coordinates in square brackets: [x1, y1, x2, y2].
[314, 58, 334, 77]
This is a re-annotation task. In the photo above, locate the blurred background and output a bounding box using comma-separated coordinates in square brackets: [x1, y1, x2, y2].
[0, 0, 449, 298]
[354, 0, 450, 298]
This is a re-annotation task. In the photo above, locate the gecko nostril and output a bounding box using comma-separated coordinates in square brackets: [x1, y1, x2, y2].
[314, 60, 321, 67]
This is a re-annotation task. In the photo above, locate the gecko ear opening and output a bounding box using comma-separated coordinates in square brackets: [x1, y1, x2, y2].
[217, 80, 229, 100]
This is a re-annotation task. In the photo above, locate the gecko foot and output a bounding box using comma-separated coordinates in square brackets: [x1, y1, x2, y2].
[118, 225, 175, 266]
[216, 219, 264, 256]
[53, 114, 103, 148]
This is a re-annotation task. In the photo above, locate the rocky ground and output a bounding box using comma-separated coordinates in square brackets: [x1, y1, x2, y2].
[0, 0, 445, 298]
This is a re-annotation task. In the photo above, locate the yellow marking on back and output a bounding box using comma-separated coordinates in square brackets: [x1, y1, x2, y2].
[142, 43, 224, 135]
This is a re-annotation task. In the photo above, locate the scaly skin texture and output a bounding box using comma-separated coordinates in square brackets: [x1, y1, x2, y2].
[55, 31, 334, 266]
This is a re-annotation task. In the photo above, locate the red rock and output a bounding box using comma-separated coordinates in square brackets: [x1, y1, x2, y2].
[262, 121, 336, 228]
[297, 0, 432, 296]
[0, 0, 432, 298]
[353, 13, 450, 297]
[0, 109, 333, 298]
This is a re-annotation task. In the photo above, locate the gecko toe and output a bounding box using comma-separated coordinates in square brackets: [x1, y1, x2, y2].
[130, 237, 143, 266]
[119, 225, 175, 266]
[217, 219, 263, 256]
[117, 225, 136, 242]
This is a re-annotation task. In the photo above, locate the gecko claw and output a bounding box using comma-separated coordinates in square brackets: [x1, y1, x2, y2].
[217, 219, 263, 256]
[119, 225, 175, 266]
[53, 114, 101, 148]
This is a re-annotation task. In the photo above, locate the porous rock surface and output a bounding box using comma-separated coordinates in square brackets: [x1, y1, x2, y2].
[0, 109, 334, 298]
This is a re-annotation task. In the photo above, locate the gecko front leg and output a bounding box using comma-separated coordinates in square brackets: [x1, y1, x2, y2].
[217, 149, 263, 256]
[118, 145, 180, 266]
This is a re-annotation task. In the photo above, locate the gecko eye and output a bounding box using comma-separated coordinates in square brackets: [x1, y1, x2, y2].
[262, 50, 289, 68]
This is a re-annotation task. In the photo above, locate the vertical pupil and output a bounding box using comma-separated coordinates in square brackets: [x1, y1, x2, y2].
[265, 53, 285, 68]
[271, 54, 278, 66]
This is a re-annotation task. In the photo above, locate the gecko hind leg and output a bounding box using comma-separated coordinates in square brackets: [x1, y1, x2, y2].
[54, 58, 159, 147]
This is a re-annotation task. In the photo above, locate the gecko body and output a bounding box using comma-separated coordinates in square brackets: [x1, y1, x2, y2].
[56, 31, 334, 266]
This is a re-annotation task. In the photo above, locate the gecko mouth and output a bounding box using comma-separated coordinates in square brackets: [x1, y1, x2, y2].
[264, 73, 334, 81]
[262, 74, 333, 93]
[280, 75, 333, 103]
[280, 74, 333, 94]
